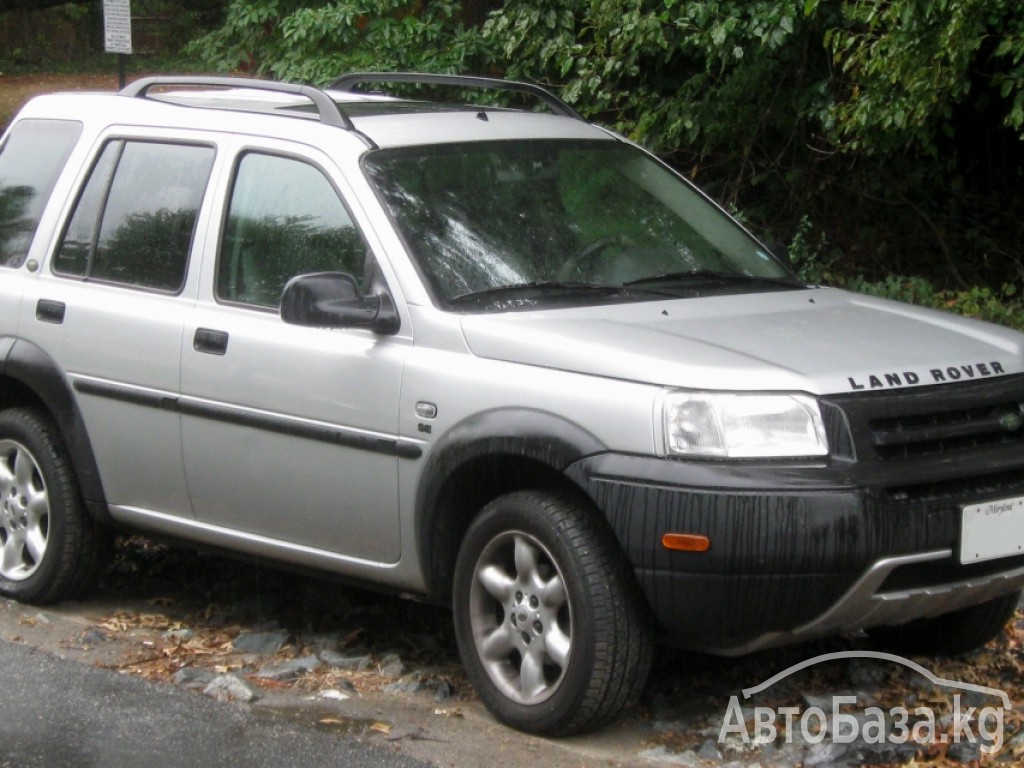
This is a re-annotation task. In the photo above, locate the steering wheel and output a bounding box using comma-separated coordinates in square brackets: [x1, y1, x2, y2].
[557, 234, 633, 282]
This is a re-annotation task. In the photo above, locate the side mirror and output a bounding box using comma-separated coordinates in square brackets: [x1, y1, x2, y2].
[280, 272, 400, 334]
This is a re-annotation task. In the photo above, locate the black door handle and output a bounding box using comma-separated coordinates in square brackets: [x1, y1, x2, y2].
[193, 328, 229, 355]
[36, 299, 66, 324]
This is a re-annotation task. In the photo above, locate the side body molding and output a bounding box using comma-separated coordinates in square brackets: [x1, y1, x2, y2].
[0, 338, 109, 520]
[414, 408, 606, 598]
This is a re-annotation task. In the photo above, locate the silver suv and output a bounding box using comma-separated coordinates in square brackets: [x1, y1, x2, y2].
[2, 73, 1024, 735]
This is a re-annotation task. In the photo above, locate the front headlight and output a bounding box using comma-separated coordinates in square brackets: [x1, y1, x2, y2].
[659, 391, 829, 458]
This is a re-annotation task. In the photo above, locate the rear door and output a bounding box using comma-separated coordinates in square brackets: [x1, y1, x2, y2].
[20, 133, 217, 517]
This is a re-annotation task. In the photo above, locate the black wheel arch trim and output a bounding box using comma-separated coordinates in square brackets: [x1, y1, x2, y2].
[0, 338, 109, 517]
[414, 407, 607, 598]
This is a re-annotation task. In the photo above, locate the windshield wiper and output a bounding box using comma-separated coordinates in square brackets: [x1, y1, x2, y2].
[449, 281, 626, 305]
[623, 270, 802, 291]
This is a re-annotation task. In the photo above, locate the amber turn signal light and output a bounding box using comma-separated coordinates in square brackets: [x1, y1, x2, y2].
[661, 533, 711, 552]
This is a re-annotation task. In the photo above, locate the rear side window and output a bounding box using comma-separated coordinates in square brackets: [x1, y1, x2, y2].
[0, 119, 82, 268]
[53, 140, 215, 292]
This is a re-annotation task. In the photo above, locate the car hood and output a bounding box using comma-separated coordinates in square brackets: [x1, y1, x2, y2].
[458, 287, 1024, 394]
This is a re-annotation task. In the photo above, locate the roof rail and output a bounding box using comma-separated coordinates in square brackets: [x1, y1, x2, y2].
[120, 76, 357, 131]
[329, 72, 585, 121]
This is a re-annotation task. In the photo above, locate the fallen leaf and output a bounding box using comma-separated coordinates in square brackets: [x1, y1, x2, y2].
[433, 707, 463, 718]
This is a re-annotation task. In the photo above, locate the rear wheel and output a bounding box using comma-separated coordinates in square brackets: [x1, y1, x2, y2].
[452, 489, 652, 735]
[0, 407, 109, 604]
[868, 590, 1021, 656]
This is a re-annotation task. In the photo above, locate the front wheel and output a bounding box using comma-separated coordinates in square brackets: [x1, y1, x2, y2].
[452, 490, 652, 735]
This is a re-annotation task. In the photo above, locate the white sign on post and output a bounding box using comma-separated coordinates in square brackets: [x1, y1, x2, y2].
[103, 0, 133, 55]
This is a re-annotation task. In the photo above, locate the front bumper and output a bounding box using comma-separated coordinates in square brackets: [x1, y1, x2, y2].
[566, 446, 1024, 654]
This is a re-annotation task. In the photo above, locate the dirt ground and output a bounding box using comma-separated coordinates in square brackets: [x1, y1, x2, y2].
[0, 538, 656, 768]
[1, 537, 1023, 768]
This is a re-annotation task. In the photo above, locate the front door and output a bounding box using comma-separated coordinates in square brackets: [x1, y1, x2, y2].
[180, 148, 407, 563]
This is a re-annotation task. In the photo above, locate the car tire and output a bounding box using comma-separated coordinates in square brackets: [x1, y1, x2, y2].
[867, 590, 1021, 656]
[0, 407, 109, 604]
[452, 489, 653, 735]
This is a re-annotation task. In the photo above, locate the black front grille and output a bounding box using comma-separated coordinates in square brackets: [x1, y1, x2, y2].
[823, 375, 1024, 463]
[823, 375, 1024, 507]
[870, 400, 1024, 460]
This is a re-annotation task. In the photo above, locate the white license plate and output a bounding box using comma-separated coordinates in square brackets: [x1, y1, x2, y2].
[961, 496, 1024, 563]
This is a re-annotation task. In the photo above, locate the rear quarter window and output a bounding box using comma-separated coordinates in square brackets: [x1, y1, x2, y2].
[0, 119, 83, 268]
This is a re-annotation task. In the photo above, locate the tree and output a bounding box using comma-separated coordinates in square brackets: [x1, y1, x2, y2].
[186, 0, 1024, 290]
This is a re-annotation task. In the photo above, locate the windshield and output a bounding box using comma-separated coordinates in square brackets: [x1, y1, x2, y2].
[363, 140, 798, 311]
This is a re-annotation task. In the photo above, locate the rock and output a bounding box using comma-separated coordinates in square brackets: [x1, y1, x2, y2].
[232, 629, 289, 655]
[854, 737, 919, 765]
[320, 649, 372, 671]
[697, 739, 723, 762]
[432, 679, 453, 702]
[637, 746, 699, 766]
[300, 632, 341, 653]
[378, 652, 405, 678]
[80, 629, 111, 645]
[163, 628, 195, 643]
[946, 741, 981, 763]
[255, 656, 321, 681]
[1002, 726, 1024, 752]
[765, 740, 804, 767]
[383, 673, 424, 695]
[803, 740, 849, 766]
[203, 674, 261, 703]
[172, 668, 216, 689]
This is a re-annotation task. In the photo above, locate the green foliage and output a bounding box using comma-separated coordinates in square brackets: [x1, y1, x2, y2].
[184, 0, 1024, 304]
[787, 215, 843, 285]
[820, 0, 1024, 154]
[186, 1, 1024, 160]
[484, 1, 814, 150]
[186, 0, 486, 83]
[842, 275, 1024, 331]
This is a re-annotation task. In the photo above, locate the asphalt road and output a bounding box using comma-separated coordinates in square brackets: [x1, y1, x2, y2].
[0, 640, 433, 768]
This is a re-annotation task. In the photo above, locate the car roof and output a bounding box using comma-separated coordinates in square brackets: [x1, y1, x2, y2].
[13, 75, 616, 151]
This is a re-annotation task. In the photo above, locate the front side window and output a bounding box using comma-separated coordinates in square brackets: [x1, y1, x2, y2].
[364, 140, 799, 311]
[54, 140, 215, 292]
[0, 119, 82, 268]
[217, 152, 369, 308]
